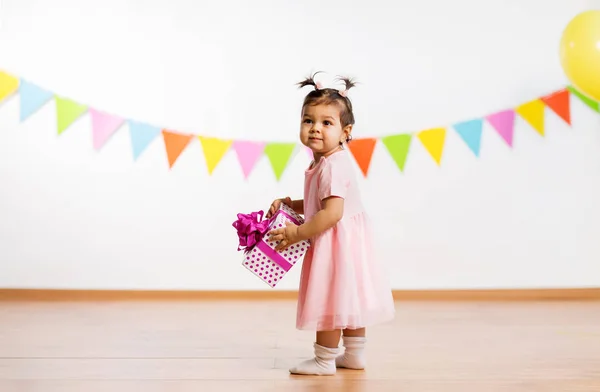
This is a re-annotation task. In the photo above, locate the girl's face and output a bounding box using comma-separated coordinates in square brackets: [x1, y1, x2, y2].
[300, 103, 352, 160]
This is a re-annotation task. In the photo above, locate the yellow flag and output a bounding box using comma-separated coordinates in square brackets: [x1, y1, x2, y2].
[0, 71, 19, 102]
[516, 99, 545, 136]
[417, 127, 446, 165]
[199, 136, 233, 174]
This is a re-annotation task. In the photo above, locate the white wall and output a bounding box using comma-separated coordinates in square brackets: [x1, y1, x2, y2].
[0, 0, 599, 290]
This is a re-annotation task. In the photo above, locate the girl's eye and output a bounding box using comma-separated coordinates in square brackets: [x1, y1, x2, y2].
[303, 119, 312, 124]
[324, 121, 332, 126]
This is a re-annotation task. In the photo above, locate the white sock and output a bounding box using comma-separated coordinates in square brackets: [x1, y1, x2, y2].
[289, 343, 339, 376]
[336, 336, 366, 369]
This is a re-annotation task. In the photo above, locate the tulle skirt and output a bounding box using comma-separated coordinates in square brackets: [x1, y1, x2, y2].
[295, 212, 395, 331]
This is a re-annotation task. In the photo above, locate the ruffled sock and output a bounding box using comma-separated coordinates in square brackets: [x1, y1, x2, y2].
[335, 336, 366, 370]
[289, 343, 339, 376]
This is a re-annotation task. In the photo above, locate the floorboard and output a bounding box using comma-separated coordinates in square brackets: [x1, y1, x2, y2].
[1, 299, 599, 391]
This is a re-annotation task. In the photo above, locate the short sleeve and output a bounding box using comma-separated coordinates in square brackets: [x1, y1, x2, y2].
[317, 156, 350, 200]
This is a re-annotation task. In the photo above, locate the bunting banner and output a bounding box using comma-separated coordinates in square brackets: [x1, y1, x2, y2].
[486, 109, 515, 147]
[18, 79, 53, 121]
[264, 143, 296, 180]
[162, 130, 194, 168]
[90, 108, 125, 150]
[347, 138, 377, 176]
[417, 128, 446, 165]
[233, 140, 266, 179]
[199, 136, 233, 175]
[453, 119, 483, 157]
[128, 120, 162, 160]
[55, 96, 88, 135]
[0, 69, 598, 180]
[381, 134, 412, 171]
[0, 71, 19, 102]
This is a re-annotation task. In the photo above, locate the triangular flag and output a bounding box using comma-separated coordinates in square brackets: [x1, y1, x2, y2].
[568, 86, 599, 113]
[128, 120, 162, 160]
[55, 96, 88, 135]
[541, 89, 571, 125]
[486, 109, 515, 147]
[264, 142, 296, 180]
[348, 138, 377, 176]
[453, 119, 483, 157]
[199, 136, 233, 175]
[417, 128, 446, 165]
[89, 108, 124, 150]
[0, 71, 19, 102]
[162, 130, 194, 169]
[381, 134, 411, 172]
[516, 99, 545, 136]
[18, 79, 53, 121]
[232, 140, 265, 179]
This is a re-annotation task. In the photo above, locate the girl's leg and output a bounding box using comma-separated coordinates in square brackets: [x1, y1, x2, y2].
[317, 329, 342, 347]
[342, 327, 366, 337]
[336, 327, 367, 369]
[289, 329, 341, 376]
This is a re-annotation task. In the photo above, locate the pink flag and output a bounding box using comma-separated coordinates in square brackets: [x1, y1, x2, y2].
[486, 109, 515, 147]
[233, 140, 266, 179]
[90, 108, 125, 150]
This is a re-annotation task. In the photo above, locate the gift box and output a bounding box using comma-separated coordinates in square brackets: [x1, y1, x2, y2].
[232, 203, 309, 288]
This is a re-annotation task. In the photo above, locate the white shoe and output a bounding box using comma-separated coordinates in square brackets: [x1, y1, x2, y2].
[289, 343, 339, 376]
[335, 336, 366, 370]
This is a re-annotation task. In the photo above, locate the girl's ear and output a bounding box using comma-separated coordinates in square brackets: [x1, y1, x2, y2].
[342, 124, 353, 143]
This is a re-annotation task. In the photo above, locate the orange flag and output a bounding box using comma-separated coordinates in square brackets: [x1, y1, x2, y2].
[162, 130, 194, 169]
[347, 138, 377, 177]
[541, 89, 571, 125]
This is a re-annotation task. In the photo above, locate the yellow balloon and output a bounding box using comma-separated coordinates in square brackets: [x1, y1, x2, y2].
[560, 10, 600, 101]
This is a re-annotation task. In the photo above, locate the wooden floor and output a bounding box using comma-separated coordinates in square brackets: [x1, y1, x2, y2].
[1, 298, 600, 391]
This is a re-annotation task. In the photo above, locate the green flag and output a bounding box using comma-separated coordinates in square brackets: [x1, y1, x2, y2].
[568, 86, 599, 113]
[382, 134, 412, 172]
[55, 96, 87, 134]
[264, 142, 296, 180]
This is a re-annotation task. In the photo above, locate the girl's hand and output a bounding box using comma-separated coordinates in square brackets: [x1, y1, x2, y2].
[266, 197, 292, 219]
[268, 221, 300, 251]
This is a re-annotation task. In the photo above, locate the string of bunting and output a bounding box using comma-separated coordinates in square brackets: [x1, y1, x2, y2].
[1, 70, 598, 179]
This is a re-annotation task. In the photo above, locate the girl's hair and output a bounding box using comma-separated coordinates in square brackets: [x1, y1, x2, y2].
[296, 72, 357, 143]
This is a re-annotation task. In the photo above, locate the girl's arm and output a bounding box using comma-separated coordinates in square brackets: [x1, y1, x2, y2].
[296, 197, 342, 240]
[268, 197, 343, 250]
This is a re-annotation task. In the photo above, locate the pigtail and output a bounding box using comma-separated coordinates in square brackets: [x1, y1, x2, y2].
[296, 71, 323, 90]
[336, 76, 357, 91]
[335, 76, 357, 97]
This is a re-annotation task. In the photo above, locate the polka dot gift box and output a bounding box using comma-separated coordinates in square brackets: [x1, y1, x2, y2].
[232, 204, 310, 288]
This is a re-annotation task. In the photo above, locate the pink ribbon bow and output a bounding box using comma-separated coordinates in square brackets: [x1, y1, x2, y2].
[232, 210, 271, 252]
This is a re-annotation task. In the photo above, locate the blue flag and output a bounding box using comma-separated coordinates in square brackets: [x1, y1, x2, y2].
[128, 120, 162, 160]
[453, 118, 483, 156]
[19, 79, 54, 121]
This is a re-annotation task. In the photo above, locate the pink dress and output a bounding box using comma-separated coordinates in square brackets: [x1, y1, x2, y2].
[296, 149, 395, 331]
